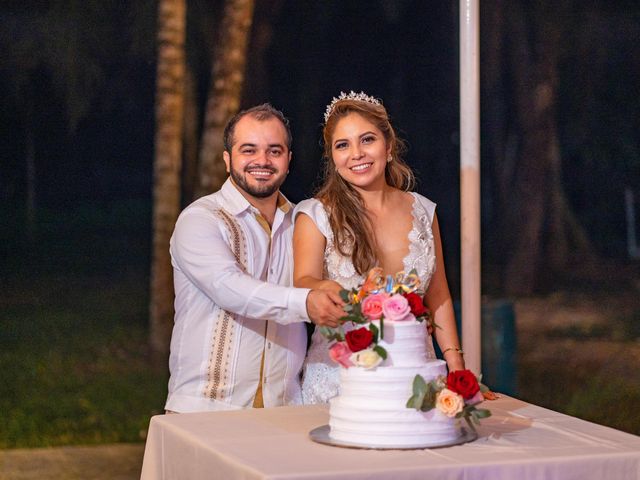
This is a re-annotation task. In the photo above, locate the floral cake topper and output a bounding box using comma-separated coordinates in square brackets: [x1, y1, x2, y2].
[321, 268, 435, 369]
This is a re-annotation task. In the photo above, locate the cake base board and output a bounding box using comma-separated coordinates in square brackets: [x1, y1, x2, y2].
[309, 425, 477, 450]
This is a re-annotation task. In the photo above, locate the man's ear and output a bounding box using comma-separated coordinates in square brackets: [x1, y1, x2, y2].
[223, 151, 231, 173]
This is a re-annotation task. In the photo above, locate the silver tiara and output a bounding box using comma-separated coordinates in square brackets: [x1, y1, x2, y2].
[323, 91, 382, 123]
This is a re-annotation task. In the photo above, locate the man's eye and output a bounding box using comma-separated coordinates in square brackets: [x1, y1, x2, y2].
[270, 149, 283, 156]
[241, 149, 255, 155]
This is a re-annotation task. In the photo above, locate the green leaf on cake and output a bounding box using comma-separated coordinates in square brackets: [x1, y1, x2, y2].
[406, 375, 426, 409]
[463, 415, 478, 433]
[339, 289, 351, 303]
[373, 345, 387, 360]
[406, 394, 423, 409]
[406, 375, 428, 410]
[319, 327, 344, 342]
[345, 314, 366, 324]
[368, 323, 379, 343]
[473, 408, 491, 419]
[413, 375, 428, 396]
[421, 382, 439, 411]
[319, 326, 333, 338]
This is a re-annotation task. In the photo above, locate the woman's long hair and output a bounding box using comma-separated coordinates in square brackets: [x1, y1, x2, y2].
[316, 99, 415, 275]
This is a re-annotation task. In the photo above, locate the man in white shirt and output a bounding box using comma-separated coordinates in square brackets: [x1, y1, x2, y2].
[165, 104, 344, 413]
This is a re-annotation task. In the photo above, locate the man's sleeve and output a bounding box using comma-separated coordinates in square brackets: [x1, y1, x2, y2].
[170, 209, 311, 325]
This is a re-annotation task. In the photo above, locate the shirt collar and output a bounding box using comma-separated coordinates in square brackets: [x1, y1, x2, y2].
[220, 177, 293, 216]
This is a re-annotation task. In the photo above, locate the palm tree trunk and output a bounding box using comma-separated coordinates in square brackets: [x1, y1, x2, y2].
[181, 63, 199, 206]
[502, 0, 558, 295]
[196, 0, 255, 197]
[150, 0, 186, 357]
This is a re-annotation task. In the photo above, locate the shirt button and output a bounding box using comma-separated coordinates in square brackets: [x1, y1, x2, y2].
[267, 342, 272, 349]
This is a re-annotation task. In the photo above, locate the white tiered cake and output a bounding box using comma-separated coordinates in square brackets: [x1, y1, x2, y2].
[328, 319, 461, 448]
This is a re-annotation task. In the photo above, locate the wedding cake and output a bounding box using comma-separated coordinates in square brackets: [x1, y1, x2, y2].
[318, 269, 489, 449]
[328, 318, 461, 448]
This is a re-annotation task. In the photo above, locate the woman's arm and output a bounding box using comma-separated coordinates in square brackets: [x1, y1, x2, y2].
[293, 213, 344, 293]
[424, 214, 465, 372]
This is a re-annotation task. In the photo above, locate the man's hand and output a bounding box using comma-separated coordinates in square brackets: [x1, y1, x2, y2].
[306, 290, 345, 328]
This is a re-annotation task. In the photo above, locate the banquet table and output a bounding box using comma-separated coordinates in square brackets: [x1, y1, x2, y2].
[140, 395, 640, 479]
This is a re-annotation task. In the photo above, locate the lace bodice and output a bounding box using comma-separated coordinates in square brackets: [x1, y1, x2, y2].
[293, 193, 438, 404]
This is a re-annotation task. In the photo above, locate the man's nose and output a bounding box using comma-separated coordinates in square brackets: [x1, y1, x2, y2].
[255, 150, 271, 164]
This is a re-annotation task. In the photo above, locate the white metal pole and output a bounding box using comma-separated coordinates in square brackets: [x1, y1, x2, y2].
[459, 0, 481, 375]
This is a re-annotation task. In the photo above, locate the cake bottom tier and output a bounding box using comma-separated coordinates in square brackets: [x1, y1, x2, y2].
[329, 399, 460, 447]
[328, 361, 461, 447]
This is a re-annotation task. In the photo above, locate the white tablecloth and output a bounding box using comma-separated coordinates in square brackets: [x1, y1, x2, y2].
[140, 396, 640, 479]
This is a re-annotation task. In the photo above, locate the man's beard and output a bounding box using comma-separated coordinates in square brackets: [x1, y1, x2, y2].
[229, 160, 286, 199]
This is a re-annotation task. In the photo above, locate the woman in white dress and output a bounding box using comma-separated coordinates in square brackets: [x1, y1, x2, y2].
[293, 92, 465, 404]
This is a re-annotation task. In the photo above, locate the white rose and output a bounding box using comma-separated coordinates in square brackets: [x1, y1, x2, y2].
[350, 348, 383, 369]
[435, 388, 465, 417]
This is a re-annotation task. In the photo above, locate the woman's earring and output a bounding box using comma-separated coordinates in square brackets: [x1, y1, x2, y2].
[387, 155, 393, 163]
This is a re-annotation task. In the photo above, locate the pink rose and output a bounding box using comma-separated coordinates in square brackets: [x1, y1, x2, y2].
[381, 294, 412, 321]
[328, 342, 353, 368]
[360, 292, 389, 320]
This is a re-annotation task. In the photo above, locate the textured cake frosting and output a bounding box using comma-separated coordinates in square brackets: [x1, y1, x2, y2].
[328, 319, 460, 447]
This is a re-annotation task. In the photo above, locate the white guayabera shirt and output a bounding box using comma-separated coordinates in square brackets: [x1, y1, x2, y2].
[165, 179, 311, 413]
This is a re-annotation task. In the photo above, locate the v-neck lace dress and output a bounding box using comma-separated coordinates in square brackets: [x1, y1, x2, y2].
[293, 193, 438, 404]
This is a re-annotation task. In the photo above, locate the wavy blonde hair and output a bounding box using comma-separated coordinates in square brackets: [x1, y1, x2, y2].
[316, 99, 415, 275]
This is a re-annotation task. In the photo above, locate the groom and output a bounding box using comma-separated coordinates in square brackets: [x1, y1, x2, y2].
[165, 104, 344, 413]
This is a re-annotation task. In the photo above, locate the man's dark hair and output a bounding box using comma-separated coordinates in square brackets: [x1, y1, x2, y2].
[223, 103, 292, 152]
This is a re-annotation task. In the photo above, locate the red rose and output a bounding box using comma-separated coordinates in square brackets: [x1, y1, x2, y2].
[446, 370, 480, 399]
[404, 292, 427, 317]
[345, 327, 374, 352]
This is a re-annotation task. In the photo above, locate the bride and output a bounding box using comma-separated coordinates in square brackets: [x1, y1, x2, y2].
[293, 92, 465, 404]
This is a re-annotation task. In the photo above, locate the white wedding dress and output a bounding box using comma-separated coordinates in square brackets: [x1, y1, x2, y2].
[293, 193, 439, 404]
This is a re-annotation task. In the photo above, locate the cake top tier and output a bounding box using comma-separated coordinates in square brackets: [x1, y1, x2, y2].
[374, 319, 429, 367]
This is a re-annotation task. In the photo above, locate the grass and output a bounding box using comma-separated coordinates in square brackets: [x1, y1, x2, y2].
[515, 323, 640, 436]
[0, 200, 167, 448]
[517, 361, 640, 436]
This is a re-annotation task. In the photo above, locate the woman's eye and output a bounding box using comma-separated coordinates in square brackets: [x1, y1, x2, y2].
[362, 135, 375, 144]
[335, 142, 347, 149]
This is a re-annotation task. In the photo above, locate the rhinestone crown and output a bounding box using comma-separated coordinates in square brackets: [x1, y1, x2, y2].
[323, 91, 382, 123]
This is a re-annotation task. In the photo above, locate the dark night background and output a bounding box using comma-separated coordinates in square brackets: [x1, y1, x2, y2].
[2, 1, 638, 267]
